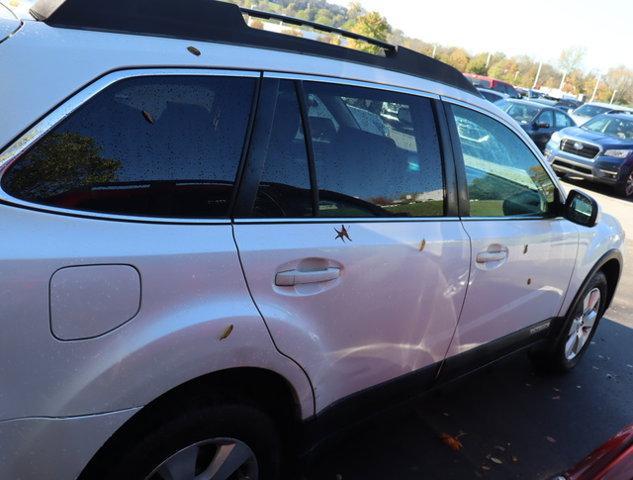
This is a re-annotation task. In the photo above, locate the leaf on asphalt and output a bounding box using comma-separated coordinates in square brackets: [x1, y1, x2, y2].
[494, 445, 506, 452]
[481, 465, 491, 471]
[490, 457, 503, 465]
[553, 387, 561, 392]
[525, 383, 532, 387]
[592, 366, 600, 370]
[440, 433, 463, 451]
[546, 436, 557, 443]
[443, 412, 450, 417]
[512, 455, 519, 463]
[576, 385, 582, 389]
[552, 395, 561, 400]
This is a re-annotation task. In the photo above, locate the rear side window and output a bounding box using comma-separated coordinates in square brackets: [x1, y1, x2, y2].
[304, 82, 445, 217]
[2, 75, 257, 218]
[555, 111, 573, 128]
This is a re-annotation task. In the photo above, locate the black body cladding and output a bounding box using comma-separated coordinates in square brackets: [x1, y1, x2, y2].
[30, 0, 478, 95]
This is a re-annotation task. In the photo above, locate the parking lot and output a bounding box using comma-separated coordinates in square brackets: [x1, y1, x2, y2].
[306, 178, 633, 480]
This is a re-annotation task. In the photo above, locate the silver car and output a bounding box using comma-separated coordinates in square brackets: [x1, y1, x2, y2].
[0, 0, 624, 479]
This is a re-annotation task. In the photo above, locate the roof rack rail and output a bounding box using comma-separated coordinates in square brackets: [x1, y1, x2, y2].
[30, 0, 478, 95]
[240, 7, 395, 54]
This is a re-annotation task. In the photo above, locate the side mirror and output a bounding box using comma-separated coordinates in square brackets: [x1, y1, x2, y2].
[565, 189, 599, 227]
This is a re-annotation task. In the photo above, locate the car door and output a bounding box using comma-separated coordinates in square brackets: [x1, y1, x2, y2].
[444, 102, 578, 358]
[233, 76, 471, 412]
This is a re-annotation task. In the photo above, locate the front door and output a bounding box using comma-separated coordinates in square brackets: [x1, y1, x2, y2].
[445, 103, 578, 357]
[233, 77, 471, 412]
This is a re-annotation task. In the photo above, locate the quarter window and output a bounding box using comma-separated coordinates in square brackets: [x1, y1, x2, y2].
[304, 82, 445, 217]
[2, 75, 257, 218]
[452, 105, 557, 217]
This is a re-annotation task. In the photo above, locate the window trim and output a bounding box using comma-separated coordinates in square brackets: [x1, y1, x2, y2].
[441, 97, 566, 221]
[0, 68, 261, 224]
[235, 71, 451, 222]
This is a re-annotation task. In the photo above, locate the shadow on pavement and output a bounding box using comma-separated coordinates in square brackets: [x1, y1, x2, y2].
[305, 319, 633, 480]
[563, 176, 633, 204]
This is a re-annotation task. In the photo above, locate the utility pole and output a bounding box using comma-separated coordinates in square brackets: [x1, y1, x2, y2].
[485, 52, 492, 69]
[610, 90, 618, 104]
[559, 70, 567, 91]
[590, 74, 601, 102]
[432, 44, 437, 59]
[532, 60, 543, 89]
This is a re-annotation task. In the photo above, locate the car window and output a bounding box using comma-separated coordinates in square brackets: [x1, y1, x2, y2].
[2, 75, 257, 218]
[504, 103, 540, 125]
[252, 81, 314, 218]
[452, 105, 557, 217]
[537, 110, 554, 127]
[304, 81, 445, 217]
[555, 111, 573, 128]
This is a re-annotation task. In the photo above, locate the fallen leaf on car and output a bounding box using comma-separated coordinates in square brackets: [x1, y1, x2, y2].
[440, 433, 463, 451]
[490, 457, 503, 465]
[142, 110, 155, 124]
[546, 436, 557, 443]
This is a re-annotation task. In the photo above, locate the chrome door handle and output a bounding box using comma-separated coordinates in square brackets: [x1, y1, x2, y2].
[275, 268, 341, 287]
[476, 251, 508, 264]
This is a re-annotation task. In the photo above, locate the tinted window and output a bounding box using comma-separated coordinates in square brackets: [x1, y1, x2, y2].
[537, 110, 554, 127]
[452, 105, 556, 217]
[3, 75, 256, 218]
[555, 111, 573, 128]
[252, 81, 313, 218]
[304, 82, 445, 217]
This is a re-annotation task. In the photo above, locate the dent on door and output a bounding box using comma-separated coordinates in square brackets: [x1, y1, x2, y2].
[234, 221, 471, 412]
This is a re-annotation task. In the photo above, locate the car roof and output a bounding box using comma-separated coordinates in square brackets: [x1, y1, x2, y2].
[29, 0, 478, 96]
[582, 102, 633, 112]
[603, 112, 633, 121]
[504, 98, 549, 109]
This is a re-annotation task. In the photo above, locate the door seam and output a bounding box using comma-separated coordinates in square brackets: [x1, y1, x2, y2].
[230, 223, 317, 415]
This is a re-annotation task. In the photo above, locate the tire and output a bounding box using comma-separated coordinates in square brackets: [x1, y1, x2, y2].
[615, 168, 633, 198]
[531, 271, 608, 373]
[93, 400, 282, 480]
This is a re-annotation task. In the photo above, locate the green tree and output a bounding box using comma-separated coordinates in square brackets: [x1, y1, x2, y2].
[348, 11, 390, 54]
[466, 53, 489, 75]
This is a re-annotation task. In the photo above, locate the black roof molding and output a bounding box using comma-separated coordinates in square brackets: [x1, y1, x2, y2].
[30, 0, 478, 95]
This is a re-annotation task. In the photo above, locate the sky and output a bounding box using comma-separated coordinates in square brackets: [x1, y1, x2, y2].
[329, 0, 633, 73]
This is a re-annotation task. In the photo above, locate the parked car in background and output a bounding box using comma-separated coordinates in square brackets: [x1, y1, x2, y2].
[554, 98, 584, 113]
[570, 102, 633, 126]
[556, 424, 633, 480]
[517, 87, 545, 99]
[496, 98, 576, 151]
[545, 113, 633, 197]
[465, 73, 521, 98]
[477, 87, 509, 103]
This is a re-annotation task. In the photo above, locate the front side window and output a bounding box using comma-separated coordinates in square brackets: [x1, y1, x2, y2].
[452, 105, 557, 217]
[582, 115, 633, 140]
[304, 82, 445, 217]
[2, 75, 257, 218]
[537, 110, 554, 127]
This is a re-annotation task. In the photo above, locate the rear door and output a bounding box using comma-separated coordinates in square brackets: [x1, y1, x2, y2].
[444, 102, 578, 358]
[233, 76, 471, 412]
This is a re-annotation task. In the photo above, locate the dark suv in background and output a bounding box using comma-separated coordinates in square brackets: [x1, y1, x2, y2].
[545, 113, 633, 197]
[465, 73, 520, 98]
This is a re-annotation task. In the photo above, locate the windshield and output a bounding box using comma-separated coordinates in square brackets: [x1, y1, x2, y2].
[574, 104, 612, 117]
[582, 115, 633, 139]
[501, 103, 540, 125]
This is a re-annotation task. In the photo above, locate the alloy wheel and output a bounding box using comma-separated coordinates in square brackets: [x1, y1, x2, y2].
[145, 438, 258, 480]
[565, 288, 601, 361]
[626, 172, 633, 197]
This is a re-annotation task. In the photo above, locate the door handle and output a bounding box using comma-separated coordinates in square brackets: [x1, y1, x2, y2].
[275, 268, 341, 287]
[476, 251, 508, 264]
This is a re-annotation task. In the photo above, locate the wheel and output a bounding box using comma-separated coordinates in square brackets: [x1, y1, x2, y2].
[615, 169, 633, 198]
[95, 401, 281, 480]
[531, 271, 607, 373]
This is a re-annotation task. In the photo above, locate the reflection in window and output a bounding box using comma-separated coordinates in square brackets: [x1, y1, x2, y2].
[453, 105, 556, 217]
[304, 81, 445, 218]
[3, 76, 257, 218]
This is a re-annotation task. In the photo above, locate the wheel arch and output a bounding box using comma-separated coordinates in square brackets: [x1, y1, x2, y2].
[78, 366, 302, 479]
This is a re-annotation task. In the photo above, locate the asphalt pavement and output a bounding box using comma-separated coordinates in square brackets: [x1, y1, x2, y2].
[304, 178, 633, 480]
